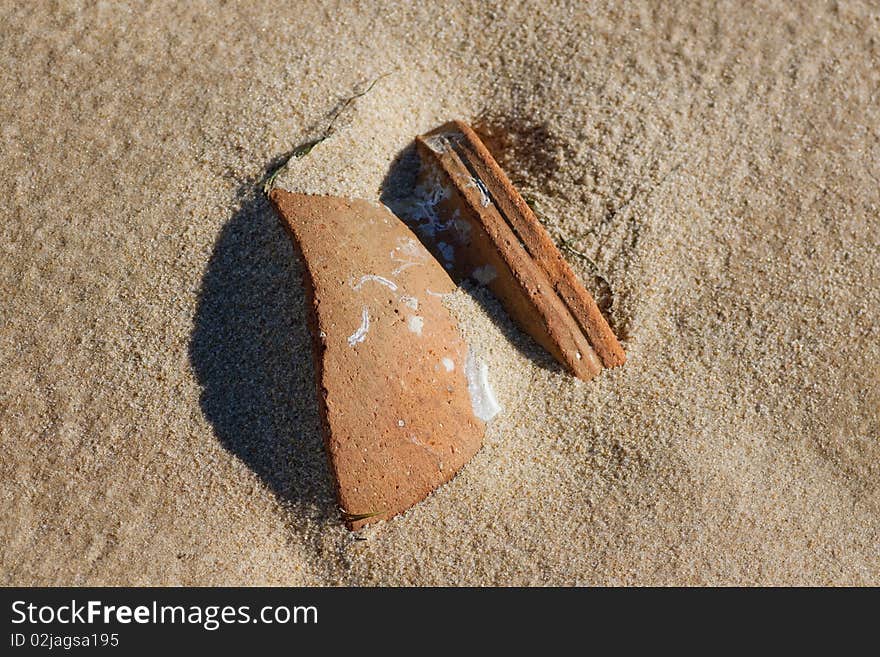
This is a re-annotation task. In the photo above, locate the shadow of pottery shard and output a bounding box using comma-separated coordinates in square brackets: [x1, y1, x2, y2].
[269, 189, 487, 530]
[414, 120, 625, 380]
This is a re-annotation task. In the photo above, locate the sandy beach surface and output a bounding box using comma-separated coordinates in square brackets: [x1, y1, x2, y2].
[2, 1, 878, 585]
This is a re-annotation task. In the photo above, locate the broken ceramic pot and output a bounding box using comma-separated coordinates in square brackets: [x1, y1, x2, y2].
[413, 120, 625, 380]
[270, 190, 492, 529]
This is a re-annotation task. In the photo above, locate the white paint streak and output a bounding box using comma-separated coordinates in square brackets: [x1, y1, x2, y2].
[442, 357, 455, 372]
[347, 307, 370, 347]
[464, 350, 502, 421]
[391, 261, 420, 275]
[399, 295, 419, 310]
[477, 180, 491, 207]
[396, 237, 425, 259]
[390, 237, 427, 275]
[465, 176, 491, 207]
[407, 315, 424, 335]
[352, 274, 397, 292]
[404, 171, 453, 238]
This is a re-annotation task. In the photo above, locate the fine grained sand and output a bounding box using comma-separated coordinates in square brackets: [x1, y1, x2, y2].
[2, 1, 878, 585]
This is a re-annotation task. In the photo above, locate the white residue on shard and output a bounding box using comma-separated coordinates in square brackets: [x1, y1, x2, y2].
[464, 349, 502, 422]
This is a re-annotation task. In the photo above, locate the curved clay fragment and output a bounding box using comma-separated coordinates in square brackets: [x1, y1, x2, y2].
[269, 190, 485, 529]
[415, 121, 625, 380]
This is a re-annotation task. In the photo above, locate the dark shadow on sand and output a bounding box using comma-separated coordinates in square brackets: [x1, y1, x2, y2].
[189, 152, 337, 525]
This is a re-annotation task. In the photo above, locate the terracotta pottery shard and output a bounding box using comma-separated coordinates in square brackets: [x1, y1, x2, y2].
[269, 189, 485, 530]
[414, 120, 626, 380]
